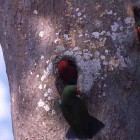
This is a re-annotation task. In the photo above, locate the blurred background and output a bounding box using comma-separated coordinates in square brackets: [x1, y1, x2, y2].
[0, 44, 14, 140]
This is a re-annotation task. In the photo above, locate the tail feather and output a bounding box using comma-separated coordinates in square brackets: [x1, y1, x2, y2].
[88, 116, 104, 138]
[66, 127, 77, 139]
[66, 127, 87, 140]
[66, 116, 104, 139]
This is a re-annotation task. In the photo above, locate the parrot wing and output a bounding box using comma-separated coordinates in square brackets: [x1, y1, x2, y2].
[60, 96, 104, 139]
[60, 96, 89, 128]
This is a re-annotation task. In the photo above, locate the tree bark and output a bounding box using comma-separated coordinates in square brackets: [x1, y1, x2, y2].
[0, 0, 140, 140]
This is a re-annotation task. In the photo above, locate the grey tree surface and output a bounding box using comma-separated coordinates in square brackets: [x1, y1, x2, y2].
[0, 0, 140, 140]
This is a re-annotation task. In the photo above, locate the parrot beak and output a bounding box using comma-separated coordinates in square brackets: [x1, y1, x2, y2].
[137, 26, 140, 32]
[76, 88, 82, 96]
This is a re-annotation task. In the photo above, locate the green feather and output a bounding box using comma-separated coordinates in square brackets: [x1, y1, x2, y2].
[60, 85, 104, 139]
[135, 20, 140, 27]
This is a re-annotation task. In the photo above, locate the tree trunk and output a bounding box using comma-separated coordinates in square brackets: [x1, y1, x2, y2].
[0, 0, 140, 140]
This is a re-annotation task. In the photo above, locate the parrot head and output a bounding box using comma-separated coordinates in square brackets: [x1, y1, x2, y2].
[58, 60, 70, 75]
[52, 55, 78, 95]
[57, 59, 78, 84]
[62, 85, 82, 99]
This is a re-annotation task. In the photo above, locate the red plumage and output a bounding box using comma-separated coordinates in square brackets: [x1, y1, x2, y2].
[57, 60, 78, 84]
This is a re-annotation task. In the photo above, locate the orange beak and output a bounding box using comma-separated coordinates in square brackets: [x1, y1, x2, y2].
[137, 27, 140, 33]
[76, 88, 82, 96]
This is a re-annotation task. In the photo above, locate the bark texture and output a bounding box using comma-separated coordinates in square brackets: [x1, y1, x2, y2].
[0, 0, 140, 140]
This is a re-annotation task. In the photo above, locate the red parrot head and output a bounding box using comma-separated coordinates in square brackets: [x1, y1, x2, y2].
[58, 60, 69, 75]
[57, 59, 78, 84]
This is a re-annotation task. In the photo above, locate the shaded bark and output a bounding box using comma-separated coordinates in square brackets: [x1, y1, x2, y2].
[0, 0, 140, 140]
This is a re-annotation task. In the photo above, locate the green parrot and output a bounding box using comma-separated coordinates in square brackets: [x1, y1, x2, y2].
[60, 85, 104, 139]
